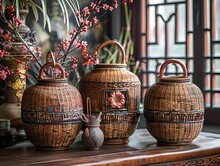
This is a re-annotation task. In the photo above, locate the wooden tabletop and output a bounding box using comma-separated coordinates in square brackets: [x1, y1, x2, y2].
[1, 129, 220, 166]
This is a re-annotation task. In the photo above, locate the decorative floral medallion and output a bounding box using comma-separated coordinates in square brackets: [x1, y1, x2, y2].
[106, 89, 128, 110]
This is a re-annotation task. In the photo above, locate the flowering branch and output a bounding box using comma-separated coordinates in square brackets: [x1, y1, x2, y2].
[0, 0, 133, 80]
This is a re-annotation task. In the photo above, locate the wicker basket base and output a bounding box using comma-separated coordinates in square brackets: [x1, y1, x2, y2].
[23, 123, 81, 151]
[100, 122, 138, 145]
[146, 121, 203, 145]
[157, 141, 192, 146]
[104, 138, 129, 145]
[35, 146, 69, 151]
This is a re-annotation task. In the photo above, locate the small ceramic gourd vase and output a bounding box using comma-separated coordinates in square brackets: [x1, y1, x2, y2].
[82, 98, 104, 150]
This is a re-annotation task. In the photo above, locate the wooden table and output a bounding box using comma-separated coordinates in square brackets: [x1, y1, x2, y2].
[1, 129, 220, 166]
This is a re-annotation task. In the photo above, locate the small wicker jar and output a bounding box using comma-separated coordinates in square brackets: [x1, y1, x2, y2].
[21, 62, 83, 150]
[144, 59, 204, 145]
[79, 40, 141, 144]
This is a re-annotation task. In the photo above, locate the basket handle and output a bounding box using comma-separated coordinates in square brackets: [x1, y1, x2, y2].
[86, 97, 91, 116]
[46, 51, 56, 65]
[39, 62, 65, 79]
[158, 59, 188, 78]
[96, 40, 126, 64]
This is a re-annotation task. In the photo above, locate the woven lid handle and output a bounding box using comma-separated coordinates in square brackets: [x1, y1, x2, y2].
[159, 59, 188, 78]
[39, 62, 65, 79]
[96, 40, 126, 64]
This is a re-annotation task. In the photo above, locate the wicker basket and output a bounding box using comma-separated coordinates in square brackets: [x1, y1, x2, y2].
[21, 62, 83, 150]
[79, 40, 141, 144]
[144, 59, 204, 145]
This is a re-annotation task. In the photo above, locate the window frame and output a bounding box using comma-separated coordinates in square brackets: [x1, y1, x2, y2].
[133, 0, 220, 125]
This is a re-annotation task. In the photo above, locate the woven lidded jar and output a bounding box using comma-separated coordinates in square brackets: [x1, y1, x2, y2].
[79, 40, 141, 144]
[21, 62, 83, 150]
[144, 59, 204, 145]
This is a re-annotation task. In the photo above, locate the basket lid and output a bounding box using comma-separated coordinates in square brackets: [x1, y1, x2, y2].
[158, 75, 190, 83]
[38, 78, 67, 84]
[158, 59, 190, 83]
[95, 63, 127, 69]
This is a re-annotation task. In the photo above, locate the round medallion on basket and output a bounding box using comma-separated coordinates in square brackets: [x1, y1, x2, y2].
[144, 59, 204, 145]
[21, 61, 83, 150]
[79, 40, 141, 144]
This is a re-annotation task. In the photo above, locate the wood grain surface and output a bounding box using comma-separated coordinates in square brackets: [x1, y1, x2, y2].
[1, 129, 220, 166]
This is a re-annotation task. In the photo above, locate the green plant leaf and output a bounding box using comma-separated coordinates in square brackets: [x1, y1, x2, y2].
[61, 1, 70, 32]
[70, 0, 80, 12]
[15, 0, 19, 18]
[44, 14, 51, 32]
[74, 0, 80, 12]
[30, 3, 39, 21]
[124, 4, 130, 27]
[40, 0, 47, 28]
[29, 1, 51, 32]
[66, 0, 80, 27]
[68, 0, 77, 11]
[57, 0, 70, 31]
[1, 0, 8, 14]
[57, 0, 65, 22]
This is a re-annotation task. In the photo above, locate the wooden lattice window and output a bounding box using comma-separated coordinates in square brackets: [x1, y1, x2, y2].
[133, 0, 220, 125]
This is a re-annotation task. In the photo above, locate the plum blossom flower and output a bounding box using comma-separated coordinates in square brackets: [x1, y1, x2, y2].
[73, 40, 81, 47]
[0, 50, 7, 57]
[14, 17, 23, 25]
[109, 7, 114, 11]
[82, 7, 90, 15]
[53, 67, 62, 77]
[92, 16, 99, 24]
[80, 18, 84, 24]
[81, 41, 88, 48]
[65, 72, 69, 77]
[95, 7, 100, 13]
[75, 11, 80, 16]
[71, 63, 77, 69]
[34, 46, 42, 57]
[83, 26, 88, 32]
[0, 70, 7, 80]
[102, 4, 109, 10]
[16, 59, 21, 65]
[108, 91, 125, 109]
[21, 46, 28, 52]
[114, 0, 118, 8]
[90, 2, 96, 9]
[85, 20, 92, 26]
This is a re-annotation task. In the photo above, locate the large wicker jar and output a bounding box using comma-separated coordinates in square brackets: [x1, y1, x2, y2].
[79, 40, 141, 144]
[21, 62, 83, 150]
[144, 59, 204, 145]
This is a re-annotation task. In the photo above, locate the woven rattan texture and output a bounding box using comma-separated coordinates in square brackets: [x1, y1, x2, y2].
[79, 67, 141, 144]
[21, 80, 83, 150]
[144, 79, 204, 145]
[23, 123, 81, 150]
